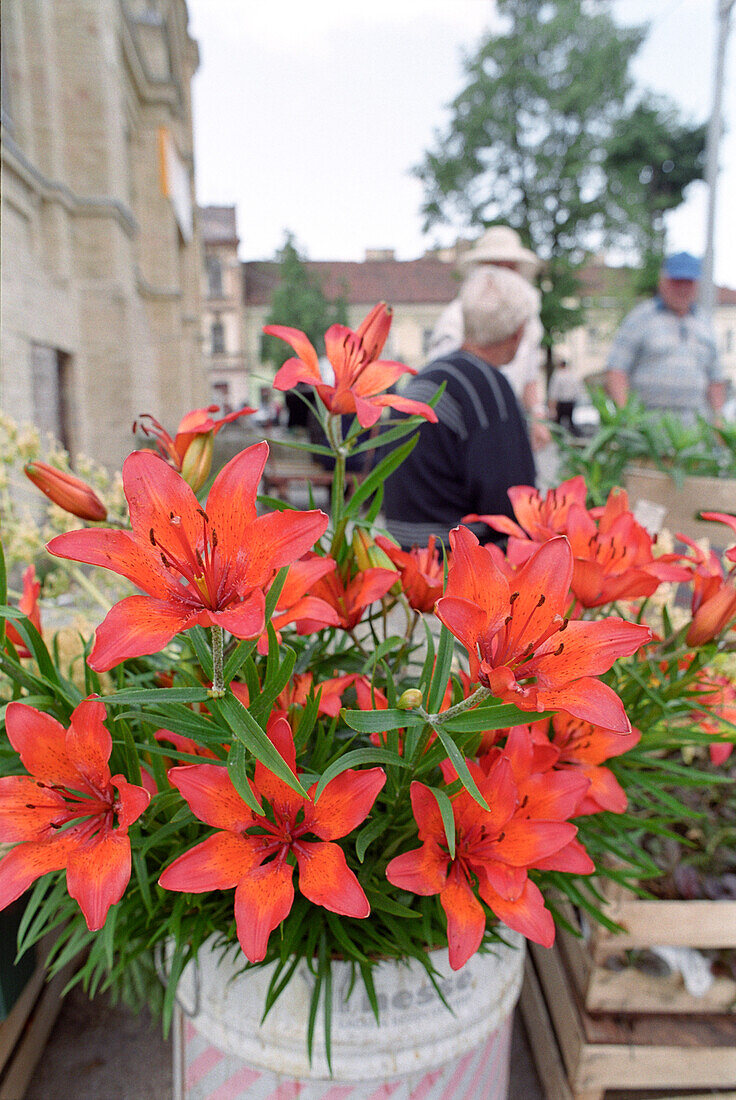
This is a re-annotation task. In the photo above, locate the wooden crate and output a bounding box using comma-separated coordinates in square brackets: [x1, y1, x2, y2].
[624, 467, 736, 543]
[521, 939, 736, 1100]
[556, 886, 736, 1015]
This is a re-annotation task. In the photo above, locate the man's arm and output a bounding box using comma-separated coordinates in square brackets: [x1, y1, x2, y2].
[605, 304, 646, 407]
[708, 380, 726, 418]
[606, 368, 629, 407]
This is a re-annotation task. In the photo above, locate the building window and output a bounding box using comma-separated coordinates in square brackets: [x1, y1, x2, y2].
[212, 381, 230, 412]
[422, 328, 434, 357]
[206, 256, 223, 299]
[725, 329, 734, 354]
[31, 345, 73, 452]
[211, 319, 225, 355]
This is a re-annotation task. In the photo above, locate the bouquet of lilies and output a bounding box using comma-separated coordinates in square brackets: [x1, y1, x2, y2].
[2, 304, 735, 1040]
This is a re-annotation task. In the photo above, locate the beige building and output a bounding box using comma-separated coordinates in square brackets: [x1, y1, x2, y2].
[1, 0, 206, 469]
[200, 205, 249, 412]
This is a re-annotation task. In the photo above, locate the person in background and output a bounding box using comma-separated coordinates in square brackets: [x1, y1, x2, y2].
[428, 226, 551, 450]
[605, 252, 725, 425]
[383, 266, 537, 551]
[547, 357, 583, 434]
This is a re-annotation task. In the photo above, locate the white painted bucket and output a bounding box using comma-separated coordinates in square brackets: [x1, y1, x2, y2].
[173, 930, 525, 1100]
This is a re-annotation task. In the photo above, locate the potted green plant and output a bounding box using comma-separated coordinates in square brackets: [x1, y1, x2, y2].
[1, 307, 734, 1099]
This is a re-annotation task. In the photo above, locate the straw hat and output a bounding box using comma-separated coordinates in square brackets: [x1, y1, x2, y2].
[459, 226, 541, 280]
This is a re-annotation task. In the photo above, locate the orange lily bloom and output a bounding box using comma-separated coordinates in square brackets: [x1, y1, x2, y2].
[374, 535, 444, 612]
[689, 672, 736, 765]
[256, 555, 340, 654]
[680, 515, 736, 646]
[464, 476, 588, 543]
[6, 565, 42, 658]
[435, 527, 651, 732]
[296, 566, 398, 632]
[264, 304, 438, 429]
[135, 404, 255, 471]
[386, 757, 577, 967]
[542, 713, 641, 814]
[0, 699, 150, 930]
[24, 462, 107, 522]
[563, 488, 690, 608]
[46, 443, 328, 671]
[159, 717, 385, 962]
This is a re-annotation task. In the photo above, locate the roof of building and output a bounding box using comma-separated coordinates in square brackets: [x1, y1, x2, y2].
[200, 206, 238, 245]
[242, 255, 736, 309]
[242, 258, 461, 307]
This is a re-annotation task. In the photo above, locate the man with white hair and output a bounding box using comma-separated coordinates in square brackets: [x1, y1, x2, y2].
[429, 225, 550, 450]
[383, 266, 537, 550]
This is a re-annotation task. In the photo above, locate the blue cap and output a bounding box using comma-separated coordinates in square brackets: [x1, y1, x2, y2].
[663, 252, 701, 280]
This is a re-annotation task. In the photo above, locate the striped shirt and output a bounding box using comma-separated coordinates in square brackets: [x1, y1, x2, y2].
[382, 351, 536, 550]
[606, 298, 722, 422]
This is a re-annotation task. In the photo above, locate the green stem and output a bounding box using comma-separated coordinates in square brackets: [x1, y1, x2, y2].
[67, 566, 113, 613]
[427, 685, 491, 724]
[210, 624, 225, 696]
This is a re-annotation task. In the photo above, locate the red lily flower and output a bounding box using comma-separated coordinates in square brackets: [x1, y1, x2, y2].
[689, 673, 736, 765]
[264, 304, 438, 429]
[296, 566, 398, 632]
[135, 404, 255, 470]
[374, 535, 444, 612]
[543, 713, 641, 814]
[464, 476, 588, 543]
[435, 527, 651, 731]
[159, 717, 385, 962]
[563, 488, 690, 608]
[257, 554, 341, 653]
[134, 405, 255, 492]
[6, 565, 42, 658]
[386, 757, 576, 967]
[46, 443, 328, 671]
[680, 523, 736, 646]
[0, 699, 150, 930]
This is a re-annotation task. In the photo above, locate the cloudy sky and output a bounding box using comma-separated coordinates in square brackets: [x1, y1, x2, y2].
[187, 0, 736, 286]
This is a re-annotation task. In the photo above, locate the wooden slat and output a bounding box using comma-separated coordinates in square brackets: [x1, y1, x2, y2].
[519, 954, 576, 1100]
[0, 960, 45, 1076]
[0, 965, 69, 1100]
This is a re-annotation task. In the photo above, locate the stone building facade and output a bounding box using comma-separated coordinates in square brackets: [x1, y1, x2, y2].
[1, 0, 206, 469]
[199, 205, 249, 412]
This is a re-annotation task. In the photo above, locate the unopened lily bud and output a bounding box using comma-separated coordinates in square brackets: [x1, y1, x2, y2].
[24, 462, 107, 521]
[352, 528, 373, 572]
[686, 581, 736, 647]
[180, 432, 214, 492]
[397, 689, 424, 710]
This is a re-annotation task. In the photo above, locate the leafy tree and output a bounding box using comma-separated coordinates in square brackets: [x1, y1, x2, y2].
[604, 98, 706, 293]
[416, 0, 703, 353]
[260, 232, 348, 370]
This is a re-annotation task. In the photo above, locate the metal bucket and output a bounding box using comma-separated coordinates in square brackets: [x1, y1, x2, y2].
[173, 930, 525, 1100]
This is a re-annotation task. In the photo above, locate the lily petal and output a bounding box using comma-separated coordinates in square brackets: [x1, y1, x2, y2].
[295, 840, 370, 917]
[88, 596, 195, 671]
[66, 830, 131, 930]
[159, 831, 261, 893]
[46, 527, 170, 599]
[4, 702, 80, 789]
[206, 442, 269, 550]
[168, 764, 259, 831]
[66, 697, 112, 792]
[0, 839, 75, 910]
[385, 842, 448, 895]
[309, 768, 386, 840]
[440, 869, 486, 970]
[234, 860, 294, 963]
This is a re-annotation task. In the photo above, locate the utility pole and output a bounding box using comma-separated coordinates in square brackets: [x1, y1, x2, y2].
[701, 0, 735, 318]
